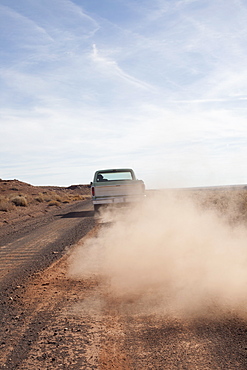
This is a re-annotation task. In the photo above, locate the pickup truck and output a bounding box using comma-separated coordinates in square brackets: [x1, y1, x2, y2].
[91, 168, 145, 212]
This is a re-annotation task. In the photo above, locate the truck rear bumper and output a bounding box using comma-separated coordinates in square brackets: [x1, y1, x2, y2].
[92, 195, 145, 205]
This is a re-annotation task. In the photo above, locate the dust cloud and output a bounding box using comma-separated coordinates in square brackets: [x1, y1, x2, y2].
[68, 191, 247, 318]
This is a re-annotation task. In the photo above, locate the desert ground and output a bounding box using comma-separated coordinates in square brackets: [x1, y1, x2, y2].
[0, 179, 91, 227]
[1, 180, 247, 369]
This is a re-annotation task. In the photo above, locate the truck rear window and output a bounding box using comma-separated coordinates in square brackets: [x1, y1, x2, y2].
[96, 171, 133, 182]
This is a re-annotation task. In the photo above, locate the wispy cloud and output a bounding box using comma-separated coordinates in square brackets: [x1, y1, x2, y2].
[91, 43, 155, 91]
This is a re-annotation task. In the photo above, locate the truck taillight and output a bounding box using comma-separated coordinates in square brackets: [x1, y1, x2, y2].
[91, 186, 95, 196]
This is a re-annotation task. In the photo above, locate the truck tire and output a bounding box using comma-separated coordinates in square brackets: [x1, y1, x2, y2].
[94, 204, 101, 213]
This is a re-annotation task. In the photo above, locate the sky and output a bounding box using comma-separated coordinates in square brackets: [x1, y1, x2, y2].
[1, 0, 247, 188]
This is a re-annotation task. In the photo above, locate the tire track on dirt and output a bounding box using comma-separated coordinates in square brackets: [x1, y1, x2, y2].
[0, 226, 99, 369]
[0, 201, 95, 287]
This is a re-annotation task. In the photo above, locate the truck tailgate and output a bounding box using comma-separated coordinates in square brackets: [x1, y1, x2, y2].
[94, 181, 143, 197]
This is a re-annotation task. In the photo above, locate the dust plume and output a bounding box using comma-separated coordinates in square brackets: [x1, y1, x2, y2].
[68, 191, 247, 318]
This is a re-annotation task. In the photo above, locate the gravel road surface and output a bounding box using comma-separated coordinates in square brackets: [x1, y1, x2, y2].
[0, 200, 95, 286]
[1, 200, 247, 369]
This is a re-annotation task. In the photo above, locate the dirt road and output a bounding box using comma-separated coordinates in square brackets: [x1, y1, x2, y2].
[0, 199, 95, 286]
[1, 199, 247, 369]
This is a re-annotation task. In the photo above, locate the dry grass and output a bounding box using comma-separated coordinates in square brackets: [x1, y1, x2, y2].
[0, 196, 14, 212]
[10, 195, 28, 207]
[0, 193, 91, 212]
[0, 180, 91, 215]
[187, 188, 247, 224]
[48, 200, 61, 207]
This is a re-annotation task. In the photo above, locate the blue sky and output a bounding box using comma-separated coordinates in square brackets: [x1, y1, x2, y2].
[1, 0, 247, 188]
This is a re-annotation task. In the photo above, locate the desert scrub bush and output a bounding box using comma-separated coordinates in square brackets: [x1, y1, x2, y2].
[43, 194, 52, 202]
[67, 194, 89, 202]
[71, 195, 85, 201]
[43, 191, 62, 203]
[61, 197, 70, 204]
[54, 194, 62, 202]
[35, 193, 45, 203]
[0, 200, 8, 212]
[0, 196, 14, 212]
[11, 195, 28, 207]
[43, 192, 54, 202]
[233, 190, 247, 219]
[48, 200, 60, 207]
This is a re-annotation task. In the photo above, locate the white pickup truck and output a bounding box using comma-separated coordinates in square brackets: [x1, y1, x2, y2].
[91, 168, 145, 212]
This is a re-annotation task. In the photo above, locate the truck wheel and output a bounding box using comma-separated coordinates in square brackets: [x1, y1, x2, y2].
[94, 205, 101, 213]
